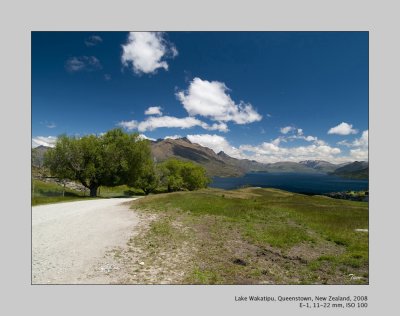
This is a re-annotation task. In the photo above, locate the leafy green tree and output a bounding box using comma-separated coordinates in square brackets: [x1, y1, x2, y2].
[44, 129, 152, 197]
[159, 159, 210, 192]
[181, 162, 210, 191]
[134, 159, 160, 195]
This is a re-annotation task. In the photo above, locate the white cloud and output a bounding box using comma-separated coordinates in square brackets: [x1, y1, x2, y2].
[118, 115, 228, 133]
[138, 134, 156, 141]
[280, 126, 294, 134]
[185, 134, 346, 163]
[164, 135, 182, 140]
[176, 77, 262, 124]
[208, 122, 229, 132]
[278, 127, 323, 146]
[271, 137, 283, 146]
[352, 130, 368, 148]
[328, 122, 358, 135]
[137, 116, 203, 131]
[32, 136, 57, 148]
[84, 35, 103, 47]
[304, 135, 317, 142]
[144, 106, 163, 116]
[297, 128, 303, 136]
[104, 74, 111, 81]
[46, 122, 56, 128]
[338, 130, 368, 148]
[186, 134, 242, 157]
[117, 120, 138, 130]
[239, 142, 342, 163]
[65, 56, 102, 72]
[337, 130, 368, 161]
[350, 148, 368, 160]
[121, 32, 177, 74]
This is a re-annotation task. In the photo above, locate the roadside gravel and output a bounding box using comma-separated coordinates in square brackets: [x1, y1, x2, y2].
[32, 198, 139, 284]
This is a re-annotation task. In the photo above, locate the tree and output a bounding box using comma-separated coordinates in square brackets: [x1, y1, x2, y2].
[44, 129, 152, 197]
[159, 159, 210, 192]
[181, 162, 210, 191]
[134, 159, 160, 195]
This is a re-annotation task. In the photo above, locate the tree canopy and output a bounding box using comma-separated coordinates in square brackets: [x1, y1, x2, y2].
[159, 159, 210, 192]
[44, 129, 152, 196]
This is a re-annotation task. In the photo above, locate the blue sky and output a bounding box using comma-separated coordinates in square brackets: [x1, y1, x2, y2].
[32, 32, 368, 163]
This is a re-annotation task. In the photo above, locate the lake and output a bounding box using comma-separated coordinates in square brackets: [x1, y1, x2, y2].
[210, 172, 369, 194]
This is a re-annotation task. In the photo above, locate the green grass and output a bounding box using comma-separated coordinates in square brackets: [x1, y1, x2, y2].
[97, 185, 143, 198]
[131, 187, 368, 284]
[31, 180, 141, 205]
[32, 180, 88, 206]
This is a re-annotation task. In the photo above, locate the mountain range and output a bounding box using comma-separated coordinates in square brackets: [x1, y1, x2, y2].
[32, 138, 369, 179]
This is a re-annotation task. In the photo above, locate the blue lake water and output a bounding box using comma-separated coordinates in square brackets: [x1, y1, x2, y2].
[210, 173, 369, 194]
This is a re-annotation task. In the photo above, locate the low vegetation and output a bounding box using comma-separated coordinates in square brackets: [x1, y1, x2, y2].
[130, 187, 368, 285]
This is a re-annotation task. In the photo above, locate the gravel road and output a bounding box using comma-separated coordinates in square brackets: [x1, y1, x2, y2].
[32, 198, 139, 284]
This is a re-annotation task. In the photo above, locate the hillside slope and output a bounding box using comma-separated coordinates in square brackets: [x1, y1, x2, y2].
[330, 161, 369, 179]
[151, 138, 245, 177]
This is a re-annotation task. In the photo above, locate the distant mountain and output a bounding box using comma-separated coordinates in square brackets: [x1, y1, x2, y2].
[150, 138, 365, 177]
[329, 161, 369, 179]
[31, 138, 367, 179]
[263, 161, 321, 174]
[32, 145, 50, 167]
[150, 138, 245, 177]
[299, 160, 340, 173]
[216, 151, 270, 173]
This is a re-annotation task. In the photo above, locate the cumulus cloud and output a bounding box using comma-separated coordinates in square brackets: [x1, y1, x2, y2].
[176, 77, 262, 124]
[337, 130, 368, 161]
[32, 136, 57, 148]
[337, 130, 368, 147]
[117, 120, 138, 130]
[239, 142, 341, 163]
[144, 106, 163, 116]
[138, 134, 156, 141]
[304, 135, 317, 142]
[186, 134, 242, 157]
[277, 127, 324, 146]
[328, 122, 358, 135]
[352, 130, 368, 148]
[164, 135, 182, 140]
[65, 56, 102, 72]
[280, 126, 294, 134]
[350, 148, 368, 160]
[118, 115, 228, 133]
[136, 116, 204, 132]
[185, 133, 345, 163]
[208, 122, 229, 132]
[84, 35, 103, 47]
[121, 32, 178, 74]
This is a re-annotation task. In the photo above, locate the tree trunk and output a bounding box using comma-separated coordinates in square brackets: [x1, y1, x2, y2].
[89, 186, 98, 197]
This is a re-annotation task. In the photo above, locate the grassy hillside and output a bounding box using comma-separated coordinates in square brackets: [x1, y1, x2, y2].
[330, 161, 369, 179]
[334, 167, 369, 179]
[130, 188, 368, 284]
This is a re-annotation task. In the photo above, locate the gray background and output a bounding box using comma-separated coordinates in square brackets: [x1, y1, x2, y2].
[0, 0, 398, 314]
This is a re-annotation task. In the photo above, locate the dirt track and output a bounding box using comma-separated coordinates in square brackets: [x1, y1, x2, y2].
[32, 198, 139, 284]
